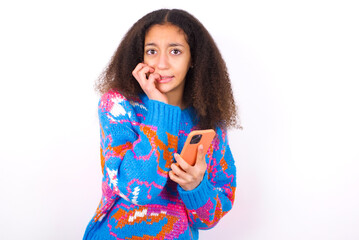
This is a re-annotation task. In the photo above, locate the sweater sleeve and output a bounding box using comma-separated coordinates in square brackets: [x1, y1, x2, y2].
[99, 91, 181, 205]
[177, 127, 236, 229]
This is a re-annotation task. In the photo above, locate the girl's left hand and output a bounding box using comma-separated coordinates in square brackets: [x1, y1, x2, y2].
[169, 145, 207, 191]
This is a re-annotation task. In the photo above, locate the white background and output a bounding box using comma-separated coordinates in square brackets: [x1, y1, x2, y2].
[1, 0, 358, 239]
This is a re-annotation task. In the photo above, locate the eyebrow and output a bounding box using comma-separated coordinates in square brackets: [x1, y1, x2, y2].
[144, 42, 185, 47]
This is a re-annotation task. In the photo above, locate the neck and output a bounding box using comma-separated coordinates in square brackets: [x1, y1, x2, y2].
[166, 91, 185, 110]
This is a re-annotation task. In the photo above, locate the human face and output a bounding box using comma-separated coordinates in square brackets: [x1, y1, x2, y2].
[144, 24, 191, 104]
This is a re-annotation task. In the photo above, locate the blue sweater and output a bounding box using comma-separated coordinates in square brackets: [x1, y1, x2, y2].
[83, 90, 236, 239]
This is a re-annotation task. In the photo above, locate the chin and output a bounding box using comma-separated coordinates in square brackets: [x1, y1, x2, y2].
[157, 85, 173, 94]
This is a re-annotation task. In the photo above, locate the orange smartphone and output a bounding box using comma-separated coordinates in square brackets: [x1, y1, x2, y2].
[180, 129, 216, 166]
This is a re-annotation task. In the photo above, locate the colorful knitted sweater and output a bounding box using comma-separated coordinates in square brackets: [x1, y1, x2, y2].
[83, 90, 236, 240]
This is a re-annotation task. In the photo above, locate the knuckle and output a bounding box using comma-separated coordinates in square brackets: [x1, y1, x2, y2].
[173, 168, 180, 176]
[188, 175, 195, 181]
[195, 172, 202, 179]
[182, 165, 190, 172]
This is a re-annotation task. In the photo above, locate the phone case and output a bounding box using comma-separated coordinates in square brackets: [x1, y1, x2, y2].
[180, 129, 216, 166]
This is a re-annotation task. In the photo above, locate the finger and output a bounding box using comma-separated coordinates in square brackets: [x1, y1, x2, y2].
[147, 72, 160, 84]
[132, 63, 146, 78]
[132, 64, 154, 83]
[138, 65, 154, 76]
[171, 162, 191, 181]
[174, 153, 191, 173]
[137, 66, 154, 83]
[194, 144, 206, 168]
[169, 170, 186, 185]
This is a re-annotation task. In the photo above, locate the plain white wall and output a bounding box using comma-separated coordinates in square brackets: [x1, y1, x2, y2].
[1, 0, 358, 239]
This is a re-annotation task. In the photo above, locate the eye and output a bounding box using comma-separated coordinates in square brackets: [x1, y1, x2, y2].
[146, 49, 157, 55]
[171, 49, 182, 55]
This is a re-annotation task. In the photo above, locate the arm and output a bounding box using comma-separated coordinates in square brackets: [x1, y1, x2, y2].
[99, 91, 181, 205]
[176, 128, 236, 229]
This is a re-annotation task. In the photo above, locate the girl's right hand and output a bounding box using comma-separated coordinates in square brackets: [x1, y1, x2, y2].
[132, 63, 168, 104]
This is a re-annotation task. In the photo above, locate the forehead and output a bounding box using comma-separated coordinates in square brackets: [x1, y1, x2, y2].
[145, 24, 188, 44]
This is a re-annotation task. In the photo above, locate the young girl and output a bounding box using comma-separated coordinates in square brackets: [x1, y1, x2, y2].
[83, 9, 238, 240]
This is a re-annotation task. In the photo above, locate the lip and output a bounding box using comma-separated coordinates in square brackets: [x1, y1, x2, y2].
[157, 75, 174, 83]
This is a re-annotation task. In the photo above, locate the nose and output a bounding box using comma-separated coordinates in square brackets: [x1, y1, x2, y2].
[156, 52, 169, 70]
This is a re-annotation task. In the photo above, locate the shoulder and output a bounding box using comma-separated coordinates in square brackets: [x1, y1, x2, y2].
[99, 89, 128, 108]
[98, 89, 147, 118]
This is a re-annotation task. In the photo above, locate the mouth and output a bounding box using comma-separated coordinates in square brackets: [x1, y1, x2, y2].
[157, 75, 174, 83]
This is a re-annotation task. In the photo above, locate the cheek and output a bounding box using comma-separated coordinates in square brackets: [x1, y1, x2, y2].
[146, 60, 161, 70]
[180, 64, 191, 76]
[176, 59, 191, 74]
[143, 57, 150, 65]
[143, 55, 155, 66]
